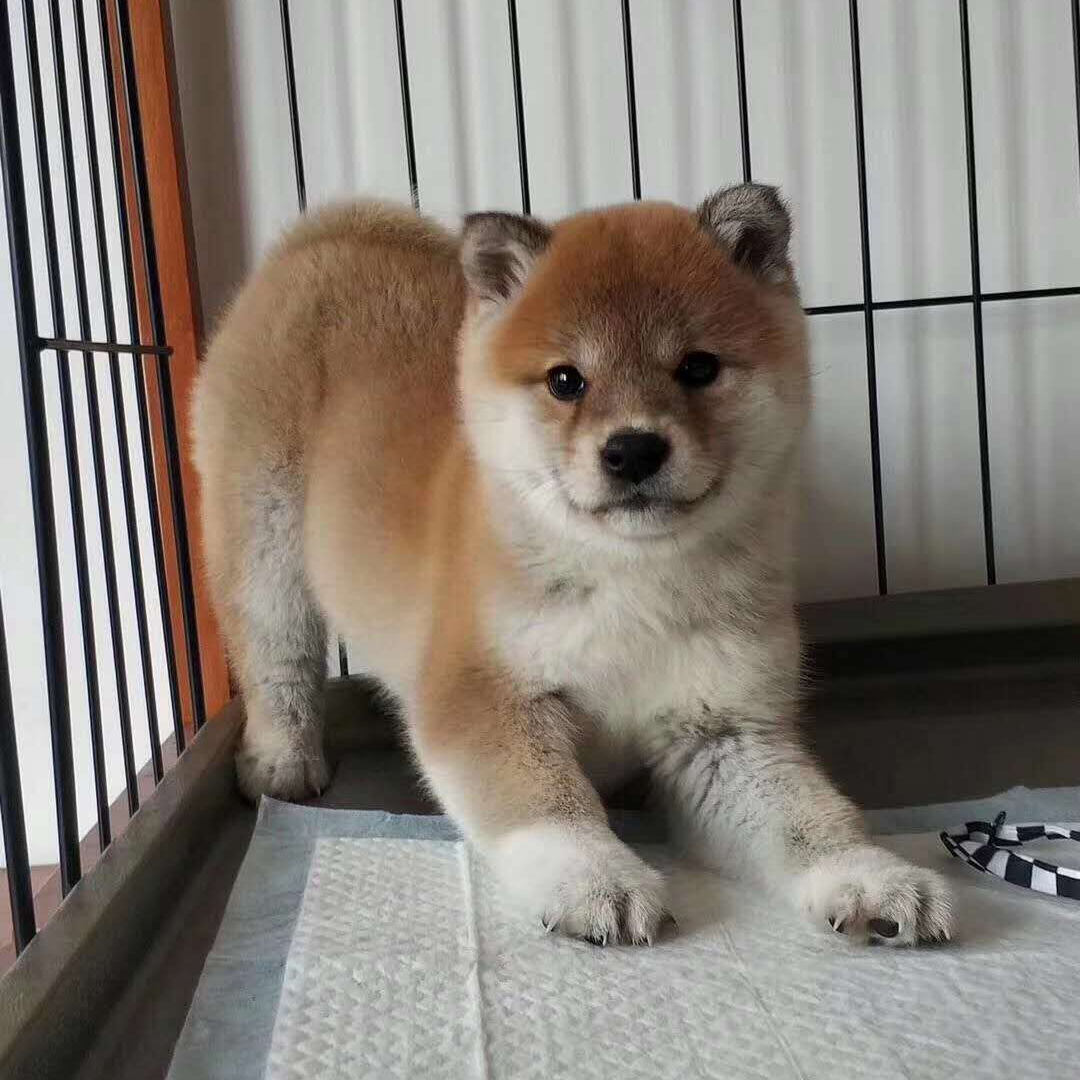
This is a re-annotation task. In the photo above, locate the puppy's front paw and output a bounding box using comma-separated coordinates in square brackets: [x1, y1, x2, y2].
[796, 844, 953, 946]
[493, 822, 670, 946]
[235, 723, 330, 803]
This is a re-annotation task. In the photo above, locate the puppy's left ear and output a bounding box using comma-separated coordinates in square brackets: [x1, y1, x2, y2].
[460, 211, 552, 306]
[697, 183, 793, 284]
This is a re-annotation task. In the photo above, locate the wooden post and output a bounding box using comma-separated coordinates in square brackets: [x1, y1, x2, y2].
[106, 0, 230, 725]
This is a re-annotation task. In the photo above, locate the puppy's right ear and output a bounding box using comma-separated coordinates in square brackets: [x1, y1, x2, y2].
[697, 183, 793, 284]
[460, 212, 552, 306]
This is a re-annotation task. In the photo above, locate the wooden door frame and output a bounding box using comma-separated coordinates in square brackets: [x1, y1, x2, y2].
[106, 0, 230, 725]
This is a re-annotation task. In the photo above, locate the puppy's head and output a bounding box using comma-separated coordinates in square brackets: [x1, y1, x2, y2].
[458, 185, 809, 551]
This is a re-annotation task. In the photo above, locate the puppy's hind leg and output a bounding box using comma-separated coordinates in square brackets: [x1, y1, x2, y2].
[231, 467, 331, 803]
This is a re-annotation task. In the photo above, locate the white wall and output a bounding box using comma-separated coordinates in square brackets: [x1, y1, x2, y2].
[2, 0, 1079, 864]
[170, 0, 1080, 604]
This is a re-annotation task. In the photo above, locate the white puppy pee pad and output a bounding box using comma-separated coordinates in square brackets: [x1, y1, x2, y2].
[169, 794, 1080, 1079]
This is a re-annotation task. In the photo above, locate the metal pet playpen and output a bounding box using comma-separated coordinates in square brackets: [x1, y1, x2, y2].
[0, 1, 1078, 1076]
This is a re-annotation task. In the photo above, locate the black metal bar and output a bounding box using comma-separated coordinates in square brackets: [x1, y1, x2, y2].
[0, 592, 36, 954]
[38, 335, 171, 356]
[279, 0, 306, 213]
[115, 0, 207, 729]
[958, 0, 996, 585]
[620, 0, 642, 199]
[73, 0, 163, 790]
[1071, 2, 1080, 235]
[45, 0, 132, 828]
[0, 2, 82, 893]
[863, 293, 968, 312]
[278, 0, 350, 680]
[805, 302, 864, 316]
[847, 0, 888, 595]
[506, 0, 530, 214]
[98, 0, 184, 755]
[732, 0, 752, 182]
[807, 284, 1080, 317]
[26, 0, 111, 875]
[392, 0, 419, 209]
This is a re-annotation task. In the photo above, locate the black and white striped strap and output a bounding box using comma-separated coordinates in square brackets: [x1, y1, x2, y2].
[940, 811, 1080, 901]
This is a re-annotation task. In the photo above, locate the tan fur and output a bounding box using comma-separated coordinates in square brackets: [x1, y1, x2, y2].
[193, 193, 953, 947]
[196, 201, 461, 685]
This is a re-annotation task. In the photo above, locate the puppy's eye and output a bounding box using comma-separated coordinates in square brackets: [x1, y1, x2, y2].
[547, 365, 587, 401]
[675, 351, 722, 389]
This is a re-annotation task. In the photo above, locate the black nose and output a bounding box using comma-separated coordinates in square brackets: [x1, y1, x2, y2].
[600, 431, 671, 485]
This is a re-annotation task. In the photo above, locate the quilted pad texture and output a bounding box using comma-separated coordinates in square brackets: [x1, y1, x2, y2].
[264, 834, 1080, 1079]
[167, 794, 1080, 1080]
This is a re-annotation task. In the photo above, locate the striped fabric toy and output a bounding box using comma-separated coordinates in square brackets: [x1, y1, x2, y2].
[940, 811, 1080, 901]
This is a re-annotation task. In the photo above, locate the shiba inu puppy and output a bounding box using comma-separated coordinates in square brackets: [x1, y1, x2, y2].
[193, 186, 952, 947]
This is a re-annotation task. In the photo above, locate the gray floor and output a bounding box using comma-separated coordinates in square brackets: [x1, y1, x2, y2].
[71, 661, 1079, 1080]
[74, 749, 433, 1080]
